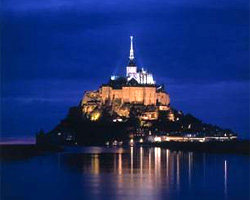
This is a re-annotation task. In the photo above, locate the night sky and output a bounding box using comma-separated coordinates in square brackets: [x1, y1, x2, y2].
[1, 0, 249, 142]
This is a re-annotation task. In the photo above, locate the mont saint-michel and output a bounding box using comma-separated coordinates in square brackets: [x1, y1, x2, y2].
[36, 36, 238, 148]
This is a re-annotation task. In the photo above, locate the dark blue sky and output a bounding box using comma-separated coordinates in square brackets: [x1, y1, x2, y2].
[1, 0, 249, 141]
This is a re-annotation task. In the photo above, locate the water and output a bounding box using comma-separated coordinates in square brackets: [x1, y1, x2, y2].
[1, 147, 249, 200]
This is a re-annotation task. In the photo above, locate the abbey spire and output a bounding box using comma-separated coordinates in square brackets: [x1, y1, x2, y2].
[129, 36, 134, 60]
[127, 36, 137, 77]
[126, 36, 155, 84]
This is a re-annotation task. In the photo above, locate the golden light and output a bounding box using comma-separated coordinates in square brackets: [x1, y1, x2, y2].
[91, 112, 101, 121]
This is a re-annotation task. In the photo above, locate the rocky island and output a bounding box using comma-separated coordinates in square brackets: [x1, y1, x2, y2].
[36, 36, 245, 153]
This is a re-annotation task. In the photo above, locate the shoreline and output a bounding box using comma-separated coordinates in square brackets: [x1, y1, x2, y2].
[1, 140, 249, 161]
[140, 140, 250, 155]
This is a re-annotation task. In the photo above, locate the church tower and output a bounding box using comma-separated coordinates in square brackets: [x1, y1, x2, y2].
[126, 36, 137, 78]
[126, 36, 155, 85]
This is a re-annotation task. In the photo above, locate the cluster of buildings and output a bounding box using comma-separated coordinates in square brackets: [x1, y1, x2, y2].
[107, 133, 238, 147]
[81, 36, 174, 122]
[147, 134, 238, 143]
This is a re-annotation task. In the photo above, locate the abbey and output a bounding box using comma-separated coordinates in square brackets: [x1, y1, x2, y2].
[81, 36, 172, 120]
[37, 37, 238, 147]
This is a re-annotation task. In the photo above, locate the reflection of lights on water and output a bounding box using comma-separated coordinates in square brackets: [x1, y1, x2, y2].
[91, 154, 100, 174]
[129, 147, 134, 188]
[130, 147, 134, 175]
[117, 153, 123, 190]
[155, 147, 161, 157]
[154, 147, 161, 176]
[118, 153, 122, 175]
[113, 153, 117, 173]
[176, 153, 180, 190]
[166, 149, 170, 177]
[165, 149, 170, 190]
[149, 148, 152, 175]
[82, 148, 232, 199]
[139, 147, 144, 188]
[140, 147, 143, 175]
[188, 152, 193, 187]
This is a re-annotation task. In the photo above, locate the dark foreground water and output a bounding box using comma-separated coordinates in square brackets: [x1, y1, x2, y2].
[1, 147, 249, 200]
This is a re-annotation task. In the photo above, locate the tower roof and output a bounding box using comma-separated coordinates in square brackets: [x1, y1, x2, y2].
[128, 36, 136, 66]
[129, 36, 134, 60]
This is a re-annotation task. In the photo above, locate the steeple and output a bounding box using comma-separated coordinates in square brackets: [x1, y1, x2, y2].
[127, 36, 137, 76]
[129, 36, 134, 60]
[126, 36, 155, 84]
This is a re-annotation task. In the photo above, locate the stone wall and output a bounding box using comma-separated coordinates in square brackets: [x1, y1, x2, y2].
[83, 86, 170, 108]
[100, 86, 112, 104]
[157, 92, 170, 105]
[122, 86, 145, 104]
[82, 91, 101, 104]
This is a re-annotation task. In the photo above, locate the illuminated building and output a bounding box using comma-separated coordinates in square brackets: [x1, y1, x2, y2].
[126, 36, 155, 85]
[81, 36, 173, 121]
